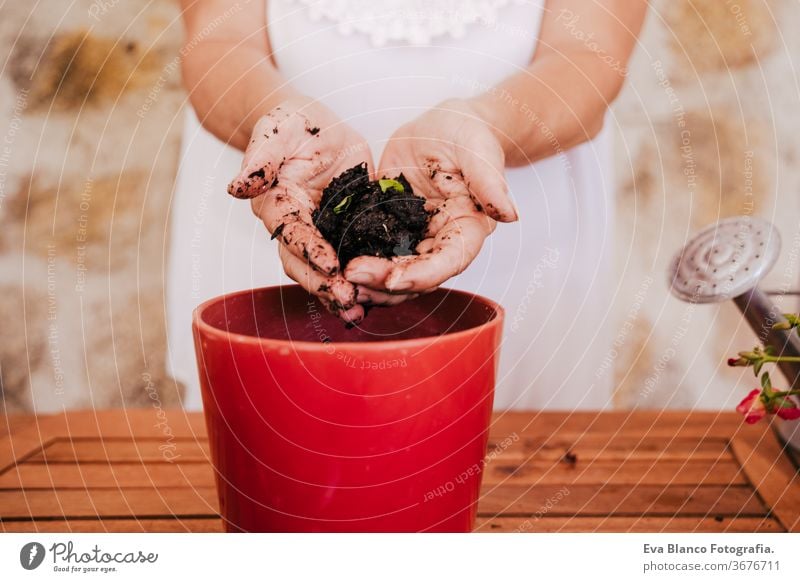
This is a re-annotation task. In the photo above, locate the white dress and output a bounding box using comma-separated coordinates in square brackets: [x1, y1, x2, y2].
[167, 0, 616, 411]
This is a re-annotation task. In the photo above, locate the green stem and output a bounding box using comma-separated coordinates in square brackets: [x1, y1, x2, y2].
[776, 389, 800, 397]
[763, 356, 800, 364]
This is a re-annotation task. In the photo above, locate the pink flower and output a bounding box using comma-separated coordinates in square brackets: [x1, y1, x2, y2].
[775, 397, 800, 421]
[736, 390, 767, 424]
[727, 353, 758, 368]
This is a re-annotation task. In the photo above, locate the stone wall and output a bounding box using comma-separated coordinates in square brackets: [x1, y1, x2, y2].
[612, 0, 800, 410]
[0, 1, 185, 413]
[1, 0, 798, 413]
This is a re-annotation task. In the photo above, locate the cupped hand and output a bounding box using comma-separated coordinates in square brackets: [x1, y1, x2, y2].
[227, 97, 373, 323]
[345, 99, 516, 295]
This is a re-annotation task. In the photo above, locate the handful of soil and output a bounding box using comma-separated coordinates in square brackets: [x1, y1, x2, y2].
[313, 163, 429, 268]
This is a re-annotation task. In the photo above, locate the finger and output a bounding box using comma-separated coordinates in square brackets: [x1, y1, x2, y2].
[377, 144, 432, 197]
[355, 286, 418, 306]
[416, 238, 436, 254]
[344, 255, 394, 288]
[320, 298, 365, 325]
[344, 198, 481, 290]
[385, 213, 494, 292]
[458, 132, 517, 222]
[426, 196, 486, 236]
[252, 185, 340, 275]
[227, 116, 292, 199]
[429, 168, 470, 199]
[339, 304, 365, 324]
[279, 245, 356, 308]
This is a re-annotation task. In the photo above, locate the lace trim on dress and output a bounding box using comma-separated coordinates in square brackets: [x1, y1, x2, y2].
[286, 0, 530, 46]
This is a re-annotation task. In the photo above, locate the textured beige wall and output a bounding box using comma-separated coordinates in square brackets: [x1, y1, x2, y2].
[1, 1, 798, 413]
[612, 0, 800, 410]
[0, 1, 186, 413]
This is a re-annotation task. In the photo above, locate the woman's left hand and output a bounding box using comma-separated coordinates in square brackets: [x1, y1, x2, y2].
[344, 99, 517, 296]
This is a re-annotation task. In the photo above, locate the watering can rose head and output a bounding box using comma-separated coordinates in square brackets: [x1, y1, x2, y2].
[728, 314, 800, 424]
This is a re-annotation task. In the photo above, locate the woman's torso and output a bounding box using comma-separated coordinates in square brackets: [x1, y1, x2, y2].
[168, 0, 615, 410]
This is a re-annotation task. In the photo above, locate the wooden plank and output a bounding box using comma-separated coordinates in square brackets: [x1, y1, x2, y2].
[0, 415, 35, 439]
[488, 411, 743, 439]
[0, 419, 60, 475]
[0, 463, 216, 489]
[0, 411, 207, 472]
[1, 410, 793, 536]
[474, 516, 784, 533]
[477, 484, 767, 517]
[27, 438, 210, 464]
[31, 435, 729, 465]
[486, 434, 730, 461]
[56, 409, 207, 439]
[1, 518, 223, 533]
[483, 458, 745, 486]
[731, 423, 800, 532]
[0, 487, 219, 519]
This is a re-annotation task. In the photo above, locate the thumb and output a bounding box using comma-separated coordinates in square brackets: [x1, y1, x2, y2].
[228, 112, 301, 199]
[458, 130, 517, 222]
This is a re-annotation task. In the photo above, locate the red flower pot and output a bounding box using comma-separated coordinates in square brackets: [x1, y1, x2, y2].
[193, 285, 503, 532]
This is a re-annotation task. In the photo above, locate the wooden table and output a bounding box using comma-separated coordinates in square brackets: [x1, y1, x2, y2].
[1, 410, 798, 532]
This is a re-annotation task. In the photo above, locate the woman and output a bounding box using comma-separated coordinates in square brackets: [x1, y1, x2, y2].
[169, 0, 647, 409]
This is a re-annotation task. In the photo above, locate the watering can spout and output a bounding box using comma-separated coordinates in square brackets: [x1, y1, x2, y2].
[668, 216, 800, 384]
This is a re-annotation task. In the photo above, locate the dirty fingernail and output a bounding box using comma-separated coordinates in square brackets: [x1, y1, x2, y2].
[311, 259, 338, 276]
[387, 279, 414, 292]
[355, 288, 375, 304]
[347, 270, 375, 285]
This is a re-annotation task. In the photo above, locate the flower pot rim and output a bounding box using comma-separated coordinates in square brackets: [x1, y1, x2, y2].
[192, 284, 504, 351]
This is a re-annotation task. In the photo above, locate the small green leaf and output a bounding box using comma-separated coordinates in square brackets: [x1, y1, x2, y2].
[761, 371, 772, 392]
[333, 193, 353, 214]
[774, 313, 800, 332]
[379, 179, 404, 193]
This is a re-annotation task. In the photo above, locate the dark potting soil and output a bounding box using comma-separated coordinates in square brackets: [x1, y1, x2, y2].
[313, 163, 429, 268]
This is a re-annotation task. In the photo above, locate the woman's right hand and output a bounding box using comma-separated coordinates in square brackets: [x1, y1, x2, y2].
[227, 97, 373, 323]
